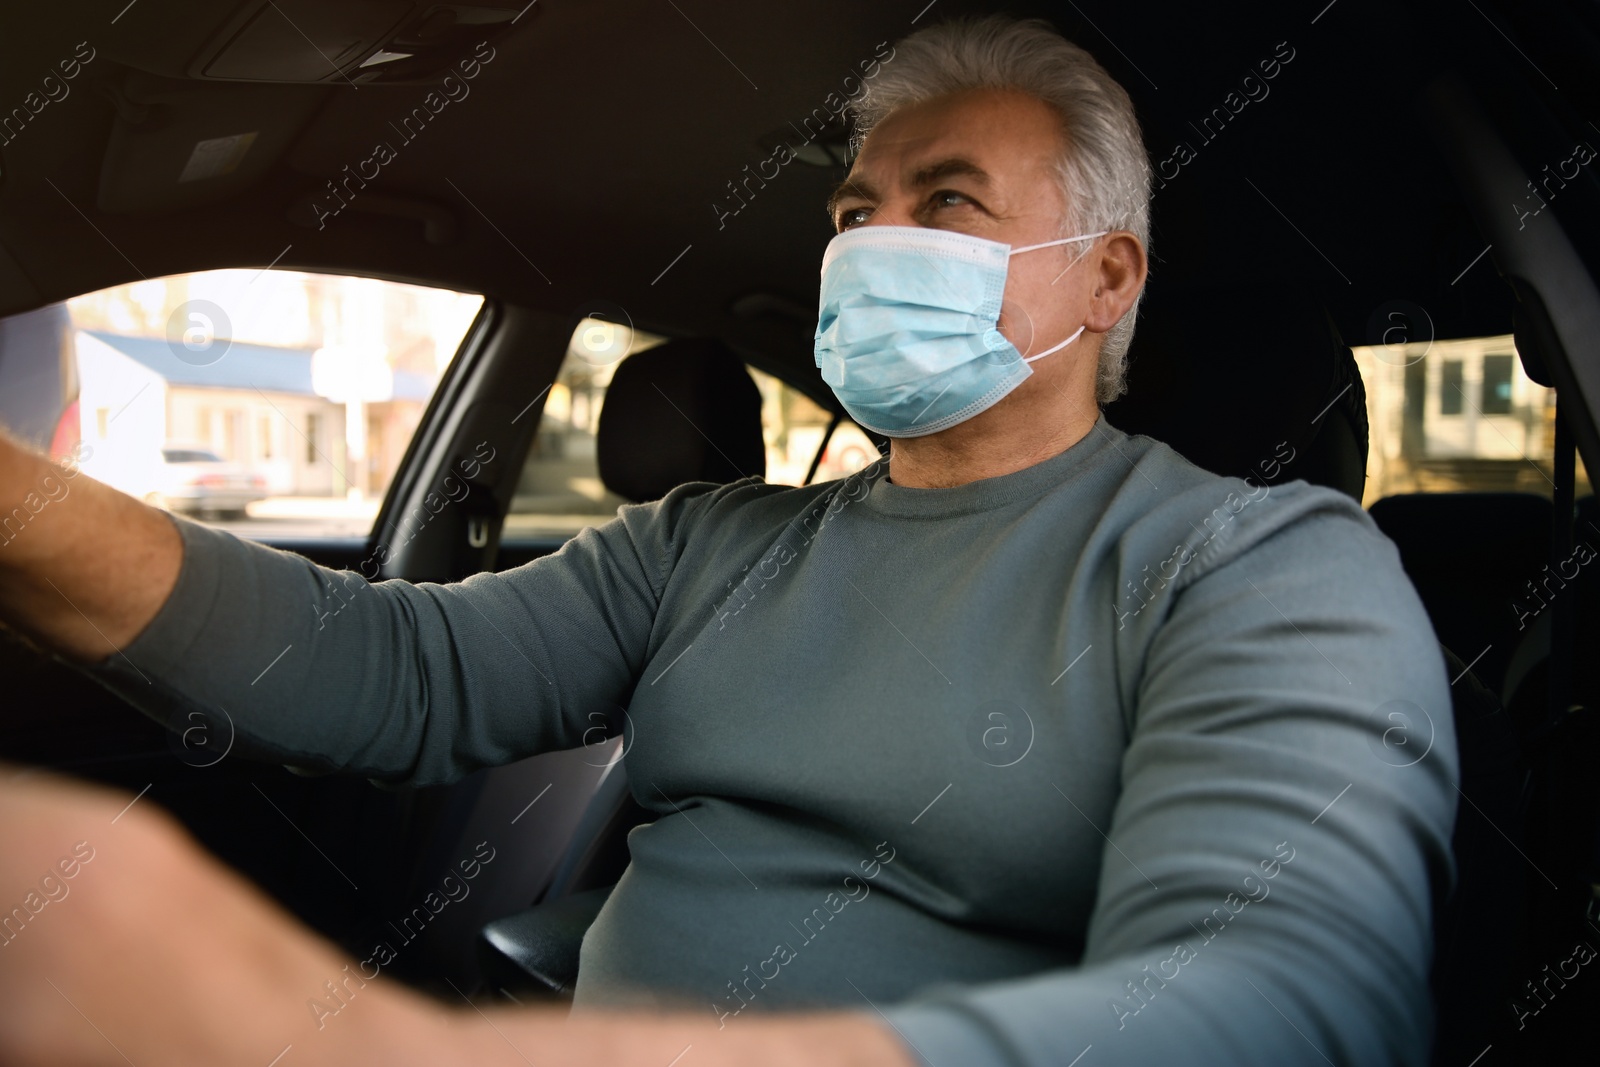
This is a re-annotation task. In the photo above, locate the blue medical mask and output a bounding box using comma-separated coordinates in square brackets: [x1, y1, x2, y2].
[814, 225, 1106, 437]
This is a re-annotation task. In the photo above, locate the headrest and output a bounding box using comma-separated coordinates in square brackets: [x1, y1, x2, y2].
[596, 338, 765, 503]
[1103, 284, 1369, 500]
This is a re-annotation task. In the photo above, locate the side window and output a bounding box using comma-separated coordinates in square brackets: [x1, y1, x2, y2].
[39, 270, 483, 538]
[1352, 333, 1591, 502]
[504, 320, 663, 542]
[502, 322, 882, 543]
[747, 367, 883, 486]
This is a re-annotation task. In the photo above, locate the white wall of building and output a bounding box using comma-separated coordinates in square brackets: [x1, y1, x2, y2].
[74, 331, 348, 498]
[75, 332, 168, 498]
[165, 387, 345, 496]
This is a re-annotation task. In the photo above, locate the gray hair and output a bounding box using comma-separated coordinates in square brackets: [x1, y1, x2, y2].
[850, 16, 1152, 405]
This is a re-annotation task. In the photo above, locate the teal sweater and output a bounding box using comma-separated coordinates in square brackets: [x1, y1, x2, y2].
[87, 418, 1458, 1066]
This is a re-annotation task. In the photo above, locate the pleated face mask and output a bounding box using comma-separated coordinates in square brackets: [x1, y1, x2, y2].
[814, 225, 1105, 437]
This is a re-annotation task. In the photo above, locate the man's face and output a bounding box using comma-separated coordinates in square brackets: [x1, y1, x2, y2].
[828, 87, 1092, 363]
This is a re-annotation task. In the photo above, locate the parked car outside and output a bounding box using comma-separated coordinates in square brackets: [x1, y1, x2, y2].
[144, 444, 267, 520]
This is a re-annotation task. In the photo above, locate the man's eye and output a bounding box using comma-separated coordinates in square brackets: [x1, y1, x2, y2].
[931, 190, 971, 210]
[838, 207, 870, 230]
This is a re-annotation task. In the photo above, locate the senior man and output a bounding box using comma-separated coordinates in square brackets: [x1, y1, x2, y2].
[0, 14, 1455, 1067]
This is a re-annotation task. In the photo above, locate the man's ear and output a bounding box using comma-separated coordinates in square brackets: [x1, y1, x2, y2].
[1084, 232, 1147, 333]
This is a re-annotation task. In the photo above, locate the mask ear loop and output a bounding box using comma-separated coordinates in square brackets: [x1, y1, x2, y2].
[1022, 324, 1087, 363]
[1009, 230, 1109, 255]
[1009, 231, 1105, 359]
[1047, 232, 1106, 286]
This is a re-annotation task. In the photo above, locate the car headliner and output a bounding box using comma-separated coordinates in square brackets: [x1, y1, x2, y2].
[0, 0, 1591, 391]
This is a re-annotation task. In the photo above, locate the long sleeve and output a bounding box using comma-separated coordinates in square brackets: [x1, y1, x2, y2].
[879, 501, 1459, 1066]
[80, 482, 721, 787]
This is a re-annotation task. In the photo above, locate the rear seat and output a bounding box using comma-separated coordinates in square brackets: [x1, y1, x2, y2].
[1497, 494, 1600, 726]
[1368, 492, 1553, 700]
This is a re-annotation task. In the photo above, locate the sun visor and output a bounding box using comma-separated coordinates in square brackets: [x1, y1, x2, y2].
[95, 2, 527, 85]
[95, 71, 325, 214]
[192, 1, 523, 85]
[200, 1, 411, 81]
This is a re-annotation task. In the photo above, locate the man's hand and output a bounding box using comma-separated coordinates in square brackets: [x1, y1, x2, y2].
[0, 767, 917, 1067]
[0, 432, 182, 662]
[0, 766, 454, 1066]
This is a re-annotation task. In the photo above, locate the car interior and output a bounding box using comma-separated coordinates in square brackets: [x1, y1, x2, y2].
[2, 0, 1598, 1061]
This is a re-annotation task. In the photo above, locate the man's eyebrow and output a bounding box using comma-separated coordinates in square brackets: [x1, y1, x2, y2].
[827, 176, 877, 219]
[908, 157, 992, 190]
[825, 158, 992, 219]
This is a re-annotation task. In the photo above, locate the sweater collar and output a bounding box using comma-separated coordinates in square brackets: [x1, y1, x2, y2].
[859, 415, 1123, 519]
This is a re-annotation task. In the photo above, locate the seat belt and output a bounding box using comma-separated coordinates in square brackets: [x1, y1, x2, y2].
[1544, 398, 1600, 915]
[1548, 399, 1575, 732]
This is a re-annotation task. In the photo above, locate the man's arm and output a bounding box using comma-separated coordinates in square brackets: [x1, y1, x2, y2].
[881, 490, 1459, 1066]
[0, 432, 182, 660]
[0, 430, 716, 786]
